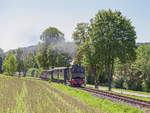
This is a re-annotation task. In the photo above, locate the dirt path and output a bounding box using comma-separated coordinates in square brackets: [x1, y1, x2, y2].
[87, 85, 150, 98]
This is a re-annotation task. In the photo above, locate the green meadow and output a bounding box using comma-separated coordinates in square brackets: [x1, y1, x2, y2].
[0, 75, 143, 113]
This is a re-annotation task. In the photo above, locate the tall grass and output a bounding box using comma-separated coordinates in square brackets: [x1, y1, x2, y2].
[0, 75, 102, 113]
[13, 82, 28, 113]
[0, 75, 144, 113]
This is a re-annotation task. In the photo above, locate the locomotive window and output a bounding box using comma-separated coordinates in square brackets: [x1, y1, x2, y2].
[71, 68, 84, 73]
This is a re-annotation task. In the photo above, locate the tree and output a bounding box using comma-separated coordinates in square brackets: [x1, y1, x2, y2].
[73, 47, 84, 65]
[16, 48, 24, 76]
[22, 51, 35, 76]
[114, 45, 150, 92]
[46, 45, 71, 67]
[0, 48, 4, 73]
[72, 23, 88, 46]
[89, 9, 136, 90]
[55, 53, 71, 67]
[2, 54, 18, 76]
[36, 43, 49, 69]
[114, 59, 141, 90]
[40, 27, 65, 46]
[6, 49, 16, 55]
[72, 23, 89, 64]
[82, 39, 104, 88]
[36, 27, 66, 69]
[46, 46, 57, 67]
[134, 45, 150, 92]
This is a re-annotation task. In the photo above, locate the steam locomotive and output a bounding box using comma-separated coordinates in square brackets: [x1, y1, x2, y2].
[40, 65, 85, 86]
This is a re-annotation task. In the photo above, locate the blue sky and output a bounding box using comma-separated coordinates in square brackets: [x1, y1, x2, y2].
[0, 0, 150, 51]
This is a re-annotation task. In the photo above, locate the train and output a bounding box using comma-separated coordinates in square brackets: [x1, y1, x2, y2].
[40, 65, 85, 86]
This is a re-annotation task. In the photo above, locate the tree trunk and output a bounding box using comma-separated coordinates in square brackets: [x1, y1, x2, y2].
[110, 59, 114, 83]
[108, 63, 111, 91]
[19, 71, 21, 77]
[57, 70, 59, 79]
[23, 71, 26, 77]
[32, 70, 35, 77]
[94, 68, 98, 89]
[105, 62, 107, 79]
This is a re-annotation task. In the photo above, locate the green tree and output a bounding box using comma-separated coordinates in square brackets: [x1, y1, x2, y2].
[36, 27, 65, 69]
[37, 27, 69, 69]
[72, 23, 88, 64]
[114, 59, 140, 90]
[40, 27, 65, 46]
[114, 45, 150, 92]
[134, 45, 150, 92]
[2, 54, 18, 76]
[46, 46, 71, 68]
[36, 42, 49, 69]
[82, 39, 104, 88]
[6, 49, 16, 55]
[16, 48, 24, 76]
[0, 48, 4, 73]
[72, 23, 88, 46]
[55, 53, 71, 67]
[22, 51, 35, 76]
[88, 9, 136, 90]
[46, 46, 57, 67]
[73, 47, 83, 65]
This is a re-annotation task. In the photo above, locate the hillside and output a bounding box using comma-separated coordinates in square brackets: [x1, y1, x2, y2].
[4, 41, 76, 58]
[136, 42, 150, 46]
[0, 75, 143, 113]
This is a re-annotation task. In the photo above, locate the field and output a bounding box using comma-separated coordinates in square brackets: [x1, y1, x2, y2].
[0, 75, 143, 113]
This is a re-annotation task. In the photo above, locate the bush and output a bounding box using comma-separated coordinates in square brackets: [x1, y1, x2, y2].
[27, 68, 43, 77]
[113, 78, 124, 89]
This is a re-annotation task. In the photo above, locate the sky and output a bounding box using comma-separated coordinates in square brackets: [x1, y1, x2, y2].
[0, 0, 150, 51]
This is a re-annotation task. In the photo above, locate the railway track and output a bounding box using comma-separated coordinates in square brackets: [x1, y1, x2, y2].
[77, 87, 150, 108]
[42, 78, 150, 108]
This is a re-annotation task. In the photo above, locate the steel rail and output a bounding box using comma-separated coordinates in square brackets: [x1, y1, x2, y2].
[77, 87, 150, 108]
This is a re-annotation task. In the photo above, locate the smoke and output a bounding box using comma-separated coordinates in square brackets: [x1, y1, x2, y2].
[39, 32, 77, 58]
[51, 41, 76, 58]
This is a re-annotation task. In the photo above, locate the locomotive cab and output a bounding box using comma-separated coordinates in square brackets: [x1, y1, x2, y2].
[70, 65, 85, 86]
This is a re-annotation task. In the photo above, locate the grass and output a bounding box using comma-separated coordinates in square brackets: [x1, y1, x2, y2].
[51, 83, 144, 113]
[86, 84, 150, 102]
[110, 91, 150, 102]
[53, 74, 64, 80]
[0, 74, 144, 113]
